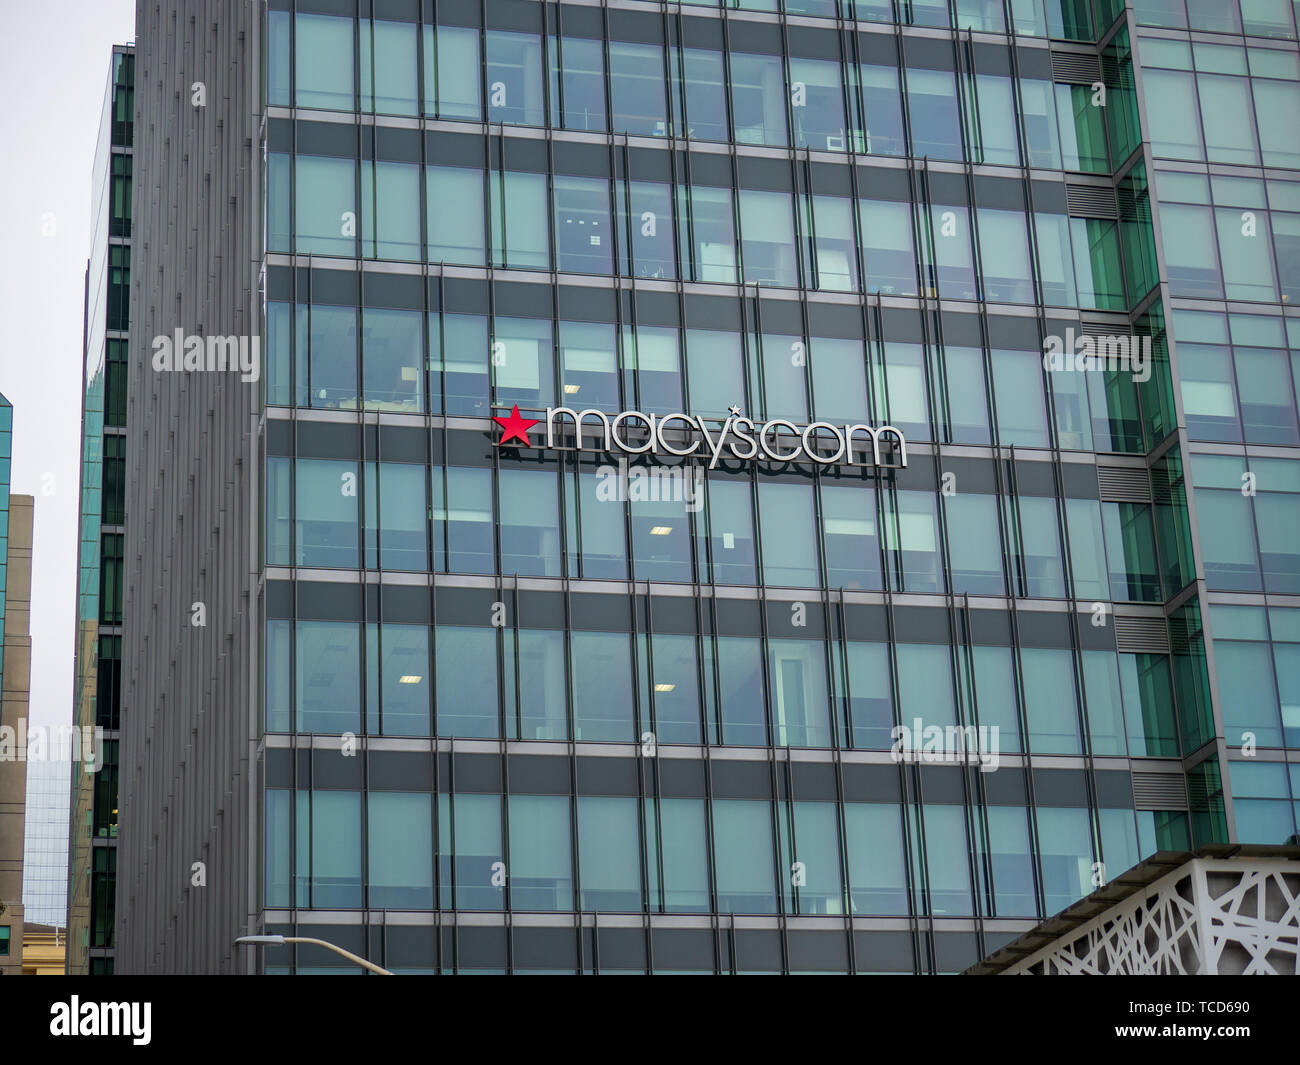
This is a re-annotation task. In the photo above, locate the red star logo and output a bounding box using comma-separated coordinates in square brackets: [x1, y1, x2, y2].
[492, 404, 540, 447]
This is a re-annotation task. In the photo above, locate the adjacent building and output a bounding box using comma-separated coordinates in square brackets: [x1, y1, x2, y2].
[0, 393, 34, 976]
[106, 0, 1299, 973]
[67, 44, 134, 976]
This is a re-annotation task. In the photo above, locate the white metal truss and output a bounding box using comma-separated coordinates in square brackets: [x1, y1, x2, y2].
[1006, 859, 1300, 975]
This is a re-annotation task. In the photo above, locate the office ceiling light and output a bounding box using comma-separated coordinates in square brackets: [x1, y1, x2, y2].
[398, 675, 423, 684]
[654, 683, 675, 692]
[564, 383, 580, 394]
[649, 525, 672, 535]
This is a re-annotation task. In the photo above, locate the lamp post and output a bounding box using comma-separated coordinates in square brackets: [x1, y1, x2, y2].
[235, 934, 394, 975]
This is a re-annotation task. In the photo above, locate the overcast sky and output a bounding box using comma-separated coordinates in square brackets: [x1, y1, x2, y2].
[0, 0, 135, 731]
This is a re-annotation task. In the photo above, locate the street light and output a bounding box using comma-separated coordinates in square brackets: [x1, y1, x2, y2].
[235, 934, 394, 975]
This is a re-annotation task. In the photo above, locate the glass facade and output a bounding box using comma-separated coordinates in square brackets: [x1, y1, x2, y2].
[1129, 3, 1300, 850]
[80, 0, 1295, 973]
[68, 46, 133, 977]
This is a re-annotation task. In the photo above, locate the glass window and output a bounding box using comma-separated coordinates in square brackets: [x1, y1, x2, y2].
[578, 796, 642, 911]
[296, 13, 354, 110]
[1016, 495, 1066, 598]
[975, 74, 1020, 166]
[440, 793, 503, 910]
[945, 491, 1005, 595]
[426, 24, 481, 119]
[821, 481, 881, 591]
[859, 63, 906, 156]
[926, 204, 978, 300]
[731, 53, 788, 147]
[783, 801, 844, 915]
[432, 312, 490, 417]
[704, 478, 757, 586]
[896, 643, 957, 731]
[624, 324, 683, 415]
[759, 480, 819, 588]
[678, 47, 728, 142]
[713, 799, 778, 913]
[943, 345, 992, 444]
[308, 304, 358, 410]
[984, 806, 1037, 917]
[844, 641, 893, 749]
[686, 329, 744, 418]
[1144, 70, 1203, 160]
[810, 337, 869, 424]
[1019, 79, 1061, 169]
[486, 30, 544, 126]
[298, 790, 362, 908]
[740, 189, 798, 287]
[368, 792, 433, 908]
[886, 490, 944, 593]
[433, 465, 494, 574]
[573, 467, 628, 580]
[571, 631, 635, 741]
[295, 156, 355, 256]
[366, 622, 430, 736]
[860, 199, 918, 296]
[362, 307, 423, 412]
[621, 180, 676, 280]
[515, 628, 568, 741]
[991, 348, 1050, 446]
[715, 636, 766, 745]
[610, 41, 668, 136]
[919, 805, 973, 916]
[844, 803, 907, 914]
[551, 35, 606, 131]
[978, 209, 1035, 304]
[364, 460, 428, 572]
[427, 166, 485, 266]
[646, 798, 710, 912]
[436, 626, 499, 737]
[491, 170, 550, 269]
[492, 316, 554, 412]
[770, 639, 831, 748]
[554, 175, 613, 275]
[682, 185, 737, 283]
[1037, 807, 1094, 913]
[509, 794, 574, 911]
[1022, 646, 1081, 753]
[809, 195, 859, 292]
[296, 622, 361, 735]
[499, 467, 561, 577]
[559, 320, 619, 409]
[295, 458, 358, 567]
[906, 68, 964, 161]
[360, 19, 418, 115]
[649, 633, 702, 744]
[789, 57, 847, 151]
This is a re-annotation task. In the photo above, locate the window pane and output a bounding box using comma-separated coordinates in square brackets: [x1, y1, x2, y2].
[369, 792, 433, 908]
[509, 794, 574, 910]
[712, 800, 778, 913]
[578, 796, 642, 911]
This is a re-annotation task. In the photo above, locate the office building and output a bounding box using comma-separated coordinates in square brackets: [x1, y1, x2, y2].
[67, 44, 134, 975]
[107, 0, 1299, 973]
[0, 394, 34, 976]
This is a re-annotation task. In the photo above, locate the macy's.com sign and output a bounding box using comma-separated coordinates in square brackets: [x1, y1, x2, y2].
[491, 405, 907, 469]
